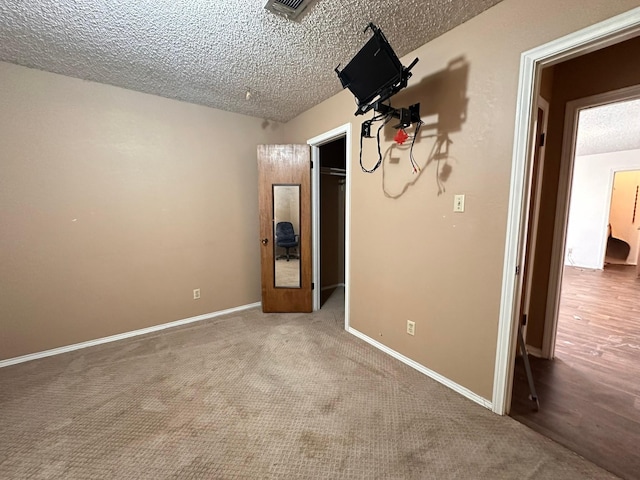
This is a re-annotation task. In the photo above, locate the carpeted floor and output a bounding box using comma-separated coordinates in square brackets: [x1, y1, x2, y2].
[0, 288, 618, 479]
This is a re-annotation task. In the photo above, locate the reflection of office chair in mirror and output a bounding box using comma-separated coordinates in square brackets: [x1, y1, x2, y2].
[275, 222, 299, 261]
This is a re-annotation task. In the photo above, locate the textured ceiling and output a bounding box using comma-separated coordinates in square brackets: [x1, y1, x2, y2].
[576, 98, 640, 156]
[0, 0, 503, 122]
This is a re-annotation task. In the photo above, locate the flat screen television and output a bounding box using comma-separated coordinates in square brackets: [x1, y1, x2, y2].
[336, 24, 415, 116]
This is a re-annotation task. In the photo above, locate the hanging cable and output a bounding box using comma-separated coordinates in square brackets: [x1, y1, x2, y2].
[408, 120, 424, 174]
[360, 113, 393, 173]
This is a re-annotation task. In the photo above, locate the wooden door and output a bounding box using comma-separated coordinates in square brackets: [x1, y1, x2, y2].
[519, 105, 547, 343]
[258, 144, 312, 312]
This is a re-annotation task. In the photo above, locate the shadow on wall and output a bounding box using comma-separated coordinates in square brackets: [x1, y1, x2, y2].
[381, 57, 469, 198]
[261, 119, 283, 132]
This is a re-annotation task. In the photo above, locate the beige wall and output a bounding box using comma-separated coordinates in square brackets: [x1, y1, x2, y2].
[527, 35, 640, 349]
[0, 62, 282, 360]
[281, 0, 640, 399]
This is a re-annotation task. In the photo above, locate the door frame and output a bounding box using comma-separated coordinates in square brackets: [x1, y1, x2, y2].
[493, 6, 640, 415]
[541, 85, 640, 359]
[307, 123, 352, 329]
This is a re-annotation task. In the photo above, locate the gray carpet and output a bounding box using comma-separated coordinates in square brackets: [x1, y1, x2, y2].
[0, 288, 618, 479]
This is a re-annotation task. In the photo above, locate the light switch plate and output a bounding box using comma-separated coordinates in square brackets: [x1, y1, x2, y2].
[407, 320, 415, 336]
[454, 194, 465, 212]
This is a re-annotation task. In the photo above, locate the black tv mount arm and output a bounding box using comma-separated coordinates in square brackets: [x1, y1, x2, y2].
[375, 102, 421, 130]
[361, 101, 421, 138]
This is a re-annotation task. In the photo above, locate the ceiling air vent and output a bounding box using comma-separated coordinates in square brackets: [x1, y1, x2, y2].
[264, 0, 318, 21]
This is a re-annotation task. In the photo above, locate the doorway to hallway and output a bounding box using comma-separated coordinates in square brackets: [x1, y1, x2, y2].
[511, 81, 640, 480]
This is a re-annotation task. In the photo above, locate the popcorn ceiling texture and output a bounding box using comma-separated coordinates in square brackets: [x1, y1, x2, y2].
[576, 98, 640, 156]
[0, 0, 503, 122]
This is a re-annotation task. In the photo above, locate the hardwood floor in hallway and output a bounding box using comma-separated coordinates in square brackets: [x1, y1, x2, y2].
[511, 264, 640, 480]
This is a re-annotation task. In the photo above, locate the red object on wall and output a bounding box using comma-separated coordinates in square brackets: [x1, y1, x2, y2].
[394, 129, 409, 145]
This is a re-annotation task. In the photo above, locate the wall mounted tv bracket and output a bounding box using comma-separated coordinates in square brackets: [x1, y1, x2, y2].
[354, 59, 420, 117]
[335, 22, 419, 117]
[355, 24, 419, 116]
[361, 103, 421, 138]
[377, 102, 421, 129]
[361, 55, 420, 117]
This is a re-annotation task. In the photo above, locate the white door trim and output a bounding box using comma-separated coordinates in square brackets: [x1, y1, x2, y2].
[541, 84, 640, 360]
[308, 123, 352, 330]
[493, 6, 640, 415]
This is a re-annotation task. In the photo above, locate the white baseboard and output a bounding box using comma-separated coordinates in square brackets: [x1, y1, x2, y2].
[321, 283, 346, 291]
[349, 328, 493, 411]
[526, 345, 544, 358]
[0, 302, 262, 369]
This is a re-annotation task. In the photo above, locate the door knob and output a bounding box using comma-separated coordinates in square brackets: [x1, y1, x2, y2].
[261, 238, 269, 245]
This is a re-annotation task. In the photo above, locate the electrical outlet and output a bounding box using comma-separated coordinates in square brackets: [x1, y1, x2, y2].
[193, 288, 200, 300]
[407, 320, 415, 336]
[453, 194, 465, 212]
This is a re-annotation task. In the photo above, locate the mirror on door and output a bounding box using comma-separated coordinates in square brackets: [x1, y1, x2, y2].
[273, 184, 301, 288]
